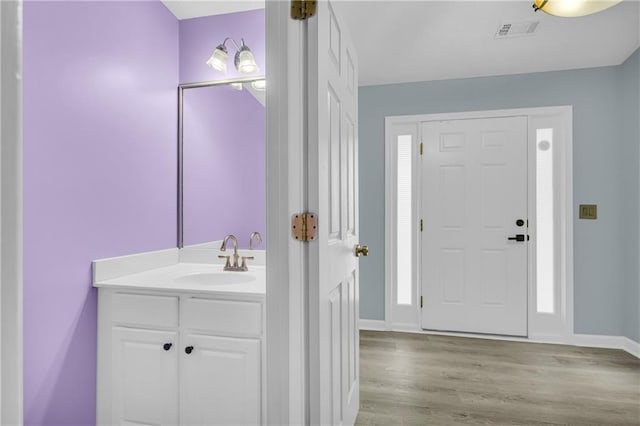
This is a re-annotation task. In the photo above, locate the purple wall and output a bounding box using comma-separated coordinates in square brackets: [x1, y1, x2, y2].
[179, 9, 265, 83]
[183, 85, 266, 248]
[23, 2, 178, 425]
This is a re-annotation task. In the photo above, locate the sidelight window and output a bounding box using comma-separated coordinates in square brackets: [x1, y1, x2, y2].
[536, 128, 555, 314]
[396, 135, 413, 305]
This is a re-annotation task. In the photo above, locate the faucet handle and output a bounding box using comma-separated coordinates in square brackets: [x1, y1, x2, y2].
[218, 255, 231, 269]
[240, 256, 254, 271]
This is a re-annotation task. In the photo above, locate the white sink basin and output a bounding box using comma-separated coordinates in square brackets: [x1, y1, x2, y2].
[174, 272, 255, 286]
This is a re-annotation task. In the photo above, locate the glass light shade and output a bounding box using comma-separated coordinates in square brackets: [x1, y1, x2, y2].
[206, 46, 228, 73]
[251, 79, 266, 91]
[230, 82, 243, 90]
[235, 47, 259, 74]
[533, 0, 622, 17]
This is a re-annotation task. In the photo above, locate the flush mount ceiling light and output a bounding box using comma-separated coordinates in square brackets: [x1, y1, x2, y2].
[206, 37, 259, 75]
[532, 0, 622, 17]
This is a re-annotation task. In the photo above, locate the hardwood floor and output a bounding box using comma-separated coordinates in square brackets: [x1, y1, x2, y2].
[356, 331, 640, 426]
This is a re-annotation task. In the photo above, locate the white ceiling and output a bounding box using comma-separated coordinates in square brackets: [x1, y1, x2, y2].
[161, 0, 639, 86]
[161, 0, 264, 20]
[335, 0, 640, 86]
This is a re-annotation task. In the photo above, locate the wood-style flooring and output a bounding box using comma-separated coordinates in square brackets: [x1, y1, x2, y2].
[356, 331, 640, 426]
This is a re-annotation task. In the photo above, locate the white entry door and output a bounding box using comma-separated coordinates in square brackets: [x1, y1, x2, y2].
[421, 116, 528, 336]
[308, 1, 361, 425]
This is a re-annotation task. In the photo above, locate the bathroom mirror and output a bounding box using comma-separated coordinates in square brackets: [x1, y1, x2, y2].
[178, 77, 266, 249]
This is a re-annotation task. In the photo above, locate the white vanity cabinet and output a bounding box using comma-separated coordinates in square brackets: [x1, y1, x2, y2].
[111, 327, 179, 425]
[181, 334, 260, 425]
[97, 289, 265, 426]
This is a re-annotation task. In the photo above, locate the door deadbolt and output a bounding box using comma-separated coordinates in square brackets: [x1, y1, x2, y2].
[516, 219, 525, 227]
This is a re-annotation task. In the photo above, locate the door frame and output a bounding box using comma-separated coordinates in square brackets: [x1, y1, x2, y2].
[384, 106, 574, 343]
[265, 1, 308, 424]
[0, 0, 24, 424]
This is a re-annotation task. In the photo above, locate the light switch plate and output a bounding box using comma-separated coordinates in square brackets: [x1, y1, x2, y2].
[579, 204, 597, 220]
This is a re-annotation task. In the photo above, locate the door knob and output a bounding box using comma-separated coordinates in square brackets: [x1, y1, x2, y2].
[185, 346, 194, 354]
[355, 244, 369, 257]
[163, 343, 173, 351]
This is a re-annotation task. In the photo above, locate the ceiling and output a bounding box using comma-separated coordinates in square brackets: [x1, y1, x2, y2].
[162, 0, 639, 86]
[161, 0, 263, 20]
[336, 0, 639, 86]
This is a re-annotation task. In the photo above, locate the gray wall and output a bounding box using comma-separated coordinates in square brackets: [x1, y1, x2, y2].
[359, 49, 639, 342]
[619, 50, 640, 342]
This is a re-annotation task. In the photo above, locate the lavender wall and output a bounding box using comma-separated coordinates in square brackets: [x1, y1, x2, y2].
[23, 2, 178, 425]
[183, 85, 266, 247]
[179, 9, 265, 83]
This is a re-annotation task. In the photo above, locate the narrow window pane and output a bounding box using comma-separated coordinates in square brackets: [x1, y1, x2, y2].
[536, 128, 554, 314]
[397, 135, 413, 305]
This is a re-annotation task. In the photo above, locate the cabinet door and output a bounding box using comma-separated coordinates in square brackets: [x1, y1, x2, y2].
[181, 334, 261, 426]
[112, 327, 178, 425]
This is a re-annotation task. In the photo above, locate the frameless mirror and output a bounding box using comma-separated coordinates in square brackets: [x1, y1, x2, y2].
[178, 78, 266, 249]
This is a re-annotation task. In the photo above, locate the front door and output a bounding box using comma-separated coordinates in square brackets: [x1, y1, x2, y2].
[421, 116, 528, 336]
[308, 1, 361, 424]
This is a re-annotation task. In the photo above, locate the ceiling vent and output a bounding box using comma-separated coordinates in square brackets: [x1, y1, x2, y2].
[495, 21, 539, 39]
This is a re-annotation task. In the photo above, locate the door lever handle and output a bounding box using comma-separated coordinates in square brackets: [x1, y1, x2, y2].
[507, 234, 528, 242]
[355, 244, 369, 257]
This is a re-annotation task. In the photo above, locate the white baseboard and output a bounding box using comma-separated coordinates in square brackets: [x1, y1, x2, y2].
[358, 320, 640, 359]
[573, 334, 640, 358]
[622, 337, 640, 358]
[358, 319, 388, 331]
[571, 334, 625, 349]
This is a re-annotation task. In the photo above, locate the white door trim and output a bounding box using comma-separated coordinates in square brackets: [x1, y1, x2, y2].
[0, 0, 24, 423]
[384, 106, 574, 343]
[265, 2, 307, 424]
[384, 121, 420, 329]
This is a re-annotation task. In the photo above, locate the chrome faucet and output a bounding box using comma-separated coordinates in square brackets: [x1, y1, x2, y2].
[219, 234, 253, 271]
[249, 231, 263, 250]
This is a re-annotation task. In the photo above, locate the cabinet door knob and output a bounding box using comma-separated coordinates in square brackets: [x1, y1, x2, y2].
[185, 346, 194, 354]
[163, 343, 173, 351]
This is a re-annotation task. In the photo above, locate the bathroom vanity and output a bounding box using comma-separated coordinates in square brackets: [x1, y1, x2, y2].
[93, 248, 265, 426]
[93, 74, 268, 426]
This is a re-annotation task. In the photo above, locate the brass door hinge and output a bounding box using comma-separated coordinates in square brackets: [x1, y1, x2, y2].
[420, 142, 423, 155]
[420, 219, 423, 232]
[292, 213, 318, 241]
[420, 296, 423, 308]
[291, 0, 317, 20]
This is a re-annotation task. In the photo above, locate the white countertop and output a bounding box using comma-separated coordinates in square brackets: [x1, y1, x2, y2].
[94, 263, 265, 296]
[93, 247, 265, 297]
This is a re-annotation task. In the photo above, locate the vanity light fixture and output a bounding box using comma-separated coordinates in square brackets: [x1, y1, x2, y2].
[230, 82, 244, 90]
[206, 42, 229, 73]
[206, 37, 259, 74]
[532, 0, 622, 17]
[250, 79, 266, 91]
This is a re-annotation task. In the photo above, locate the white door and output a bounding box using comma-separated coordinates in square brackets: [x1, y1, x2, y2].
[180, 334, 261, 426]
[111, 327, 178, 425]
[307, 1, 361, 424]
[421, 117, 528, 336]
